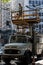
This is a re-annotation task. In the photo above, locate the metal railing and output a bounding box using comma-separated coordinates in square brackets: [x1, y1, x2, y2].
[11, 9, 39, 20]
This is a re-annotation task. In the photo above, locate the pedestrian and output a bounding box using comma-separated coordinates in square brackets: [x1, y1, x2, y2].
[19, 3, 22, 17]
[24, 48, 32, 65]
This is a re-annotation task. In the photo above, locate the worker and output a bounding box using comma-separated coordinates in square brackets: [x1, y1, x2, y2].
[19, 3, 22, 17]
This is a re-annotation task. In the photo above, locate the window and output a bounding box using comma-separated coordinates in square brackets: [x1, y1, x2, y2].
[6, 21, 9, 26]
[41, 13, 43, 16]
[42, 29, 43, 33]
[17, 36, 27, 43]
[10, 35, 27, 43]
[42, 24, 43, 28]
[39, 13, 41, 16]
[31, 1, 34, 4]
[35, 25, 38, 28]
[39, 25, 41, 29]
[42, 0, 43, 4]
[33, 0, 41, 5]
[39, 1, 41, 5]
[36, 36, 39, 43]
[36, 1, 38, 5]
[29, 0, 35, 5]
[29, 0, 31, 4]
[35, 28, 39, 32]
[39, 30, 41, 33]
[10, 36, 16, 43]
[41, 19, 43, 22]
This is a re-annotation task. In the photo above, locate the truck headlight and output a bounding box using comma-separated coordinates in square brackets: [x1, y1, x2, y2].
[18, 51, 21, 54]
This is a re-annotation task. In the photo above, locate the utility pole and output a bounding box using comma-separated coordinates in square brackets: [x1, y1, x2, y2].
[32, 24, 35, 55]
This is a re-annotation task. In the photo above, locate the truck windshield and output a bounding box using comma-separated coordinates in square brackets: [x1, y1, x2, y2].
[10, 35, 27, 43]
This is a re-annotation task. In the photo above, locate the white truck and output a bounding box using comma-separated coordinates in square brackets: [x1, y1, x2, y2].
[2, 34, 32, 64]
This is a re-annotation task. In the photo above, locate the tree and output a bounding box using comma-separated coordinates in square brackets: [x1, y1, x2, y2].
[1, 0, 11, 3]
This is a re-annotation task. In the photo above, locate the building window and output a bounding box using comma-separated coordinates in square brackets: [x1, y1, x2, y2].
[35, 28, 39, 32]
[35, 25, 38, 28]
[29, 0, 41, 6]
[29, 0, 31, 4]
[39, 25, 41, 33]
[36, 1, 41, 5]
[42, 0, 43, 4]
[29, 0, 35, 5]
[41, 19, 43, 22]
[39, 30, 41, 33]
[42, 24, 43, 28]
[41, 13, 43, 16]
[36, 1, 38, 5]
[6, 21, 10, 26]
[42, 29, 43, 33]
[39, 13, 41, 16]
[39, 1, 41, 5]
[39, 25, 41, 29]
[31, 1, 34, 4]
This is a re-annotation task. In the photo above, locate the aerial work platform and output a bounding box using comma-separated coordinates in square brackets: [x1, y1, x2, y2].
[12, 10, 40, 26]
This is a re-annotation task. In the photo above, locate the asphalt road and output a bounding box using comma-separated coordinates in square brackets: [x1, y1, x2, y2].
[0, 63, 17, 65]
[0, 63, 32, 65]
[0, 61, 32, 65]
[0, 61, 16, 65]
[0, 63, 15, 65]
[0, 60, 32, 65]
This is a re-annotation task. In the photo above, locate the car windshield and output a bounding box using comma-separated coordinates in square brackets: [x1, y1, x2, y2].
[10, 35, 28, 43]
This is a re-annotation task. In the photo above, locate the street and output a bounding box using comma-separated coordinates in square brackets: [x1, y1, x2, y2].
[0, 60, 32, 65]
[0, 60, 17, 65]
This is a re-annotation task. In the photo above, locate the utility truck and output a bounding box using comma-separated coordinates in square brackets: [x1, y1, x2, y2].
[2, 34, 32, 64]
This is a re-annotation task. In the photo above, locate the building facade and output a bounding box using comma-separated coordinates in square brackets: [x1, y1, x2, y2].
[0, 1, 12, 46]
[0, 0, 43, 32]
[2, 2, 12, 30]
[28, 0, 43, 34]
[0, 1, 2, 29]
[28, 0, 43, 54]
[0, 1, 12, 30]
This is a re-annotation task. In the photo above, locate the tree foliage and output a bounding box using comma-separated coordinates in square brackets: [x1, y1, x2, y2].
[1, 0, 11, 3]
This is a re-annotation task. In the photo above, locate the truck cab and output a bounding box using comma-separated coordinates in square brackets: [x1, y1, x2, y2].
[2, 34, 32, 64]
